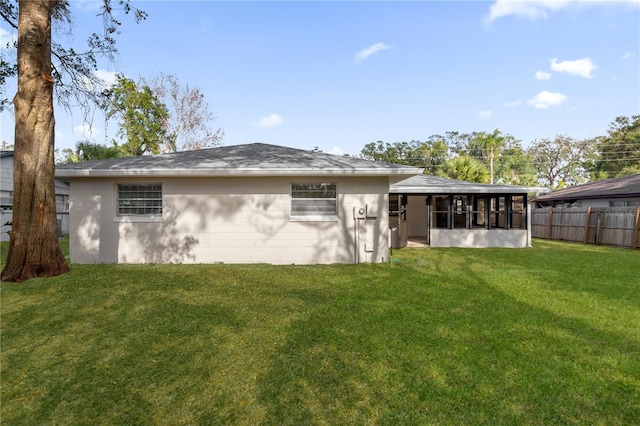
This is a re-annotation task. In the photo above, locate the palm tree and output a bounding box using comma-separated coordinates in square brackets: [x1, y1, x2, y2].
[471, 129, 505, 184]
[72, 141, 122, 162]
[437, 155, 490, 183]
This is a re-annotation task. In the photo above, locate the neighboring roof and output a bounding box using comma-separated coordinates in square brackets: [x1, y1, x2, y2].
[534, 174, 640, 203]
[0, 151, 14, 159]
[391, 175, 547, 194]
[55, 143, 423, 178]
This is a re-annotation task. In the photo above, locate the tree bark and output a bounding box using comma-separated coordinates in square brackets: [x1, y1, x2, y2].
[489, 149, 494, 184]
[1, 0, 69, 282]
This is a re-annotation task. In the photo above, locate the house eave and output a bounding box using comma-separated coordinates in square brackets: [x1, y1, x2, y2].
[390, 185, 547, 194]
[534, 192, 640, 203]
[56, 167, 424, 179]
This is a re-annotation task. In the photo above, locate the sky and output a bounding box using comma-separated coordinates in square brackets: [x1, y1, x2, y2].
[1, 0, 639, 156]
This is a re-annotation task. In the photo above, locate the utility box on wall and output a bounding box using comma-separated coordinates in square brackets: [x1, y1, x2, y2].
[366, 203, 378, 218]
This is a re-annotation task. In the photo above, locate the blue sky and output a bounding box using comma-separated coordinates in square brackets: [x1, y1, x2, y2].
[1, 0, 639, 156]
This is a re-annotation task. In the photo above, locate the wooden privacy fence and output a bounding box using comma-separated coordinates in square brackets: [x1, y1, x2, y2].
[531, 206, 640, 249]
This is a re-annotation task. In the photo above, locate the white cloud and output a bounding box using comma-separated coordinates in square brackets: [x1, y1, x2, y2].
[478, 110, 493, 119]
[94, 69, 118, 88]
[535, 70, 552, 80]
[77, 69, 118, 93]
[485, 0, 569, 23]
[485, 0, 639, 24]
[253, 113, 283, 128]
[74, 0, 104, 13]
[504, 100, 521, 108]
[527, 91, 567, 109]
[550, 57, 597, 78]
[623, 51, 636, 59]
[354, 42, 392, 64]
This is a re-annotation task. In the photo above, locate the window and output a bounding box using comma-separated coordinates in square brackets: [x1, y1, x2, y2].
[471, 196, 486, 228]
[453, 195, 469, 229]
[291, 183, 337, 218]
[117, 183, 162, 216]
[389, 194, 400, 217]
[0, 191, 13, 210]
[433, 195, 449, 229]
[56, 194, 69, 213]
[511, 195, 525, 229]
[490, 196, 506, 228]
[430, 194, 526, 231]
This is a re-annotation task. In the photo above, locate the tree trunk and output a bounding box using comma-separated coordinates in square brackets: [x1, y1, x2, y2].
[1, 0, 70, 282]
[489, 149, 494, 184]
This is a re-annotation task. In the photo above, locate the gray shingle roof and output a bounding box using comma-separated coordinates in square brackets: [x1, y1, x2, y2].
[55, 143, 423, 178]
[391, 175, 547, 194]
[534, 174, 640, 202]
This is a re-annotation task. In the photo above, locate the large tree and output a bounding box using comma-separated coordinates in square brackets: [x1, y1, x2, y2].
[1, 0, 145, 282]
[497, 141, 538, 186]
[467, 129, 505, 184]
[360, 140, 413, 164]
[143, 73, 224, 152]
[529, 135, 595, 188]
[426, 131, 472, 157]
[360, 139, 449, 173]
[104, 74, 169, 156]
[592, 115, 640, 179]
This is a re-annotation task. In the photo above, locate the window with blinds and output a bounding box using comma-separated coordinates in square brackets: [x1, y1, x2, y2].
[291, 183, 337, 217]
[117, 184, 162, 216]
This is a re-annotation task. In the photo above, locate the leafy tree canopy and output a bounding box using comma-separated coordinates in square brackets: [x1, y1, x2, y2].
[592, 115, 640, 179]
[104, 74, 169, 156]
[528, 135, 594, 188]
[360, 140, 449, 174]
[437, 155, 490, 183]
[0, 0, 147, 114]
[143, 73, 224, 152]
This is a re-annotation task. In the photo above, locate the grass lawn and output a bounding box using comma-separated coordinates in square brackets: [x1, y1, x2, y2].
[1, 239, 639, 425]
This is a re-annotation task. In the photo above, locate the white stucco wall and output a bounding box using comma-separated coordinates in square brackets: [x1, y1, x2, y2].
[69, 176, 390, 265]
[406, 195, 428, 237]
[430, 229, 528, 248]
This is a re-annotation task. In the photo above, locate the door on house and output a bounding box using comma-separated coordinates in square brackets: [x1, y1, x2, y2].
[406, 195, 429, 242]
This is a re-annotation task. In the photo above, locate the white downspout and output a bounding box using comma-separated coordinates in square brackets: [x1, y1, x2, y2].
[353, 207, 359, 264]
[527, 202, 532, 247]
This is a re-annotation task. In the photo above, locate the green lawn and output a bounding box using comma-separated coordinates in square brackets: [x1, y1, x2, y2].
[1, 239, 639, 425]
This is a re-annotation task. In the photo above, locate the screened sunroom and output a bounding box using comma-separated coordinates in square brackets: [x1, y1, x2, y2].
[389, 175, 546, 248]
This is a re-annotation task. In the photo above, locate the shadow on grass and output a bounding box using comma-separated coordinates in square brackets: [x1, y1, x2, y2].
[2, 244, 639, 424]
[256, 252, 640, 424]
[1, 268, 245, 425]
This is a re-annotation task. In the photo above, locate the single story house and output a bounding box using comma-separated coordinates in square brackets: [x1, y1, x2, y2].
[1, 150, 70, 241]
[533, 174, 640, 209]
[389, 175, 547, 248]
[55, 143, 422, 265]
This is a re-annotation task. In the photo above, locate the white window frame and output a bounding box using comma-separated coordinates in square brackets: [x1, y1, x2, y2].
[114, 183, 163, 223]
[290, 182, 338, 222]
